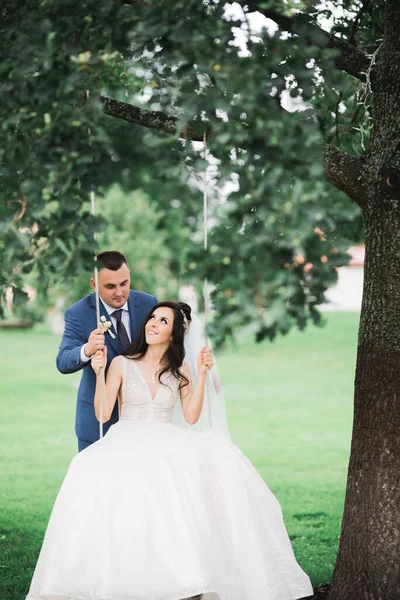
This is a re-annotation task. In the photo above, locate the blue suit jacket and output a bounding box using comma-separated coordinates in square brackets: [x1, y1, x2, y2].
[56, 290, 157, 444]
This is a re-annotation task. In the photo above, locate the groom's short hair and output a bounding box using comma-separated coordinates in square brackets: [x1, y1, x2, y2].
[97, 251, 128, 271]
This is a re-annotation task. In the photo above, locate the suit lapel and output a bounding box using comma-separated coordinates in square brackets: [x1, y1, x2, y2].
[90, 294, 122, 355]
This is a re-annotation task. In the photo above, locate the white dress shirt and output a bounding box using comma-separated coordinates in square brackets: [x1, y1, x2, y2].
[80, 299, 131, 363]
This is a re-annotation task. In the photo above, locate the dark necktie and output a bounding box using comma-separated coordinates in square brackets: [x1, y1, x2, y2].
[112, 309, 131, 352]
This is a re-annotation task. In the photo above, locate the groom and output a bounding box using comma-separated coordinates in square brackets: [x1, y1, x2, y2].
[56, 251, 157, 451]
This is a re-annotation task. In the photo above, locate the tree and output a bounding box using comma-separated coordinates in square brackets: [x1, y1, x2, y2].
[1, 1, 399, 598]
[0, 0, 358, 334]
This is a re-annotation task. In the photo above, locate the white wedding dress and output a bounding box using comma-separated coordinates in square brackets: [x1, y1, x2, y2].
[26, 357, 313, 600]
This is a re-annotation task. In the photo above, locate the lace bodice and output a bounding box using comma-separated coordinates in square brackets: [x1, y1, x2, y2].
[119, 357, 181, 424]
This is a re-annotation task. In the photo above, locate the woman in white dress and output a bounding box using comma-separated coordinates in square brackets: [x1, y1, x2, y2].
[26, 301, 314, 600]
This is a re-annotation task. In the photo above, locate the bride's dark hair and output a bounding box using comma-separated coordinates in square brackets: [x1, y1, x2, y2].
[124, 301, 192, 388]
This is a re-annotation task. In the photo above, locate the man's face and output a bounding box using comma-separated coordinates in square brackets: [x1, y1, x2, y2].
[90, 263, 131, 309]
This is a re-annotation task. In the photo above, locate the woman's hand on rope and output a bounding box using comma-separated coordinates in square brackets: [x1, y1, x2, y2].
[197, 346, 214, 375]
[91, 346, 107, 376]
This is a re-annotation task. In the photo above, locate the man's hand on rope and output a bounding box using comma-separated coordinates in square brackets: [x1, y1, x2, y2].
[85, 328, 105, 357]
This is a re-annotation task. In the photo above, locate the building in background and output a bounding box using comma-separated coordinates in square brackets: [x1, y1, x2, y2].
[323, 245, 364, 312]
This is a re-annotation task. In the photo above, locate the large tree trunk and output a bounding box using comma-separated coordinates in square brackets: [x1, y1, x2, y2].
[329, 213, 400, 599]
[329, 3, 400, 598]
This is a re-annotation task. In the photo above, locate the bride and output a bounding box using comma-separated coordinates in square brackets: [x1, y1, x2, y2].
[26, 301, 313, 600]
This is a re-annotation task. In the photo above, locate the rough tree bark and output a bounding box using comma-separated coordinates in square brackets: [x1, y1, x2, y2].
[327, 2, 400, 598]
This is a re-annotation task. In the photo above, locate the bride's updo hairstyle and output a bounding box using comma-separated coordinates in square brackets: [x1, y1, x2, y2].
[124, 301, 192, 388]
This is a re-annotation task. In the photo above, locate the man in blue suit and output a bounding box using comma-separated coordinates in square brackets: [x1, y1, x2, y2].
[56, 251, 157, 451]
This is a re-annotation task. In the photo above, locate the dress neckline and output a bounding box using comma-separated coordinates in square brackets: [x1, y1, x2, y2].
[129, 358, 163, 402]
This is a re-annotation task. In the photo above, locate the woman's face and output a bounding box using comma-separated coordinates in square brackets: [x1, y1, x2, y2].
[145, 307, 175, 346]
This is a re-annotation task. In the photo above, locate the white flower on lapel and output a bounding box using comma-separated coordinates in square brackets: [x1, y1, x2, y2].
[100, 315, 116, 339]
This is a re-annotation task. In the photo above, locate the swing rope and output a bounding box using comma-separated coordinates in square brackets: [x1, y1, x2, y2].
[87, 89, 104, 439]
[202, 133, 213, 429]
[90, 188, 104, 439]
[203, 132, 211, 334]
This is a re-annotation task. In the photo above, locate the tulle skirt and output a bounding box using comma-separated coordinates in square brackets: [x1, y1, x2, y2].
[26, 420, 313, 600]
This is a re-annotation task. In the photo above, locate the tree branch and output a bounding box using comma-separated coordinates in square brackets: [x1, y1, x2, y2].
[245, 2, 370, 81]
[99, 95, 205, 141]
[122, 0, 149, 5]
[324, 144, 366, 206]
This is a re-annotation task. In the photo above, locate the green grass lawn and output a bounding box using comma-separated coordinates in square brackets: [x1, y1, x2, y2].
[0, 312, 359, 599]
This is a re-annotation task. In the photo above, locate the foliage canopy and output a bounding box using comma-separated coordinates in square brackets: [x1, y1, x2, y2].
[0, 0, 380, 343]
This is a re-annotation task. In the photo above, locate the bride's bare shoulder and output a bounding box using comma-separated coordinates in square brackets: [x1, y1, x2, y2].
[106, 355, 124, 379]
[111, 355, 124, 362]
[182, 362, 192, 379]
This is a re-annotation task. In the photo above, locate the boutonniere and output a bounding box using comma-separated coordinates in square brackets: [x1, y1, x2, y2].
[100, 315, 116, 339]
